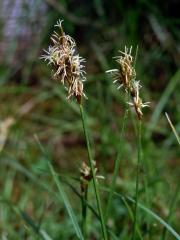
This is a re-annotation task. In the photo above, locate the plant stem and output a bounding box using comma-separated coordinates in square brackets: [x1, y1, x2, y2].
[122, 197, 143, 240]
[79, 104, 108, 240]
[105, 109, 128, 221]
[82, 188, 88, 238]
[132, 120, 142, 240]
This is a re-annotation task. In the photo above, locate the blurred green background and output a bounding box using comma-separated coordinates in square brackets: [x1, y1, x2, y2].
[0, 0, 179, 239]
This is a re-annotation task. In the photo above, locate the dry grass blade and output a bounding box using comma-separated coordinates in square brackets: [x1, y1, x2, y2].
[0, 117, 15, 153]
[165, 112, 180, 145]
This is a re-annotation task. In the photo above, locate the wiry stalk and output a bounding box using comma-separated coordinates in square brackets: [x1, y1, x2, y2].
[80, 104, 108, 240]
[132, 120, 142, 240]
[81, 188, 88, 238]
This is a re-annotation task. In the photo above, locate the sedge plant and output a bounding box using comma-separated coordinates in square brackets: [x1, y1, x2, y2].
[106, 46, 150, 239]
[41, 20, 108, 240]
[41, 19, 152, 239]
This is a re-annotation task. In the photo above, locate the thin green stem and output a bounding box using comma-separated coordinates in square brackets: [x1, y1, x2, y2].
[122, 197, 143, 240]
[79, 104, 108, 240]
[143, 170, 150, 238]
[132, 120, 142, 240]
[82, 189, 88, 238]
[105, 109, 128, 221]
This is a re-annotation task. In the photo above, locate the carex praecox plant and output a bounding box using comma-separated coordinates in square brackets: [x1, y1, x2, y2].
[41, 19, 108, 240]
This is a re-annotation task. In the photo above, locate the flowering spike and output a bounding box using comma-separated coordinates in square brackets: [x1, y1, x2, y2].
[80, 161, 104, 193]
[107, 46, 149, 119]
[41, 19, 86, 103]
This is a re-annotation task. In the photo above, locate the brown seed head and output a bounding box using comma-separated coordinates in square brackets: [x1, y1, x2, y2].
[107, 47, 149, 120]
[79, 161, 104, 193]
[116, 46, 136, 89]
[41, 20, 86, 102]
[106, 46, 136, 91]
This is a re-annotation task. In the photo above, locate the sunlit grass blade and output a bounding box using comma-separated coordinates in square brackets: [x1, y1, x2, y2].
[165, 112, 180, 145]
[48, 162, 84, 240]
[39, 230, 53, 240]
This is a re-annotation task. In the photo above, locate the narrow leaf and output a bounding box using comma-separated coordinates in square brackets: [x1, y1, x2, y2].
[48, 162, 84, 240]
[102, 187, 180, 240]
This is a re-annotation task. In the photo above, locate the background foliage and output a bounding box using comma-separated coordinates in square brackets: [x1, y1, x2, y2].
[0, 0, 179, 239]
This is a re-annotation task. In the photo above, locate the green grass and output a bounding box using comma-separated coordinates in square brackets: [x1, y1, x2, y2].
[0, 74, 179, 239]
[0, 1, 179, 239]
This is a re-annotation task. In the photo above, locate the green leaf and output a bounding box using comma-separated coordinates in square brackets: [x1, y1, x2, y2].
[48, 162, 84, 240]
[0, 198, 53, 240]
[102, 187, 180, 240]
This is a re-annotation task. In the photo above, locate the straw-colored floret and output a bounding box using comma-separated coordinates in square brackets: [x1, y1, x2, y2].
[80, 161, 104, 193]
[107, 46, 149, 119]
[41, 20, 86, 103]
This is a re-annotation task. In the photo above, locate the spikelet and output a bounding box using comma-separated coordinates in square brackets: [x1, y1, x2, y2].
[107, 46, 149, 119]
[41, 20, 86, 103]
[80, 161, 104, 193]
